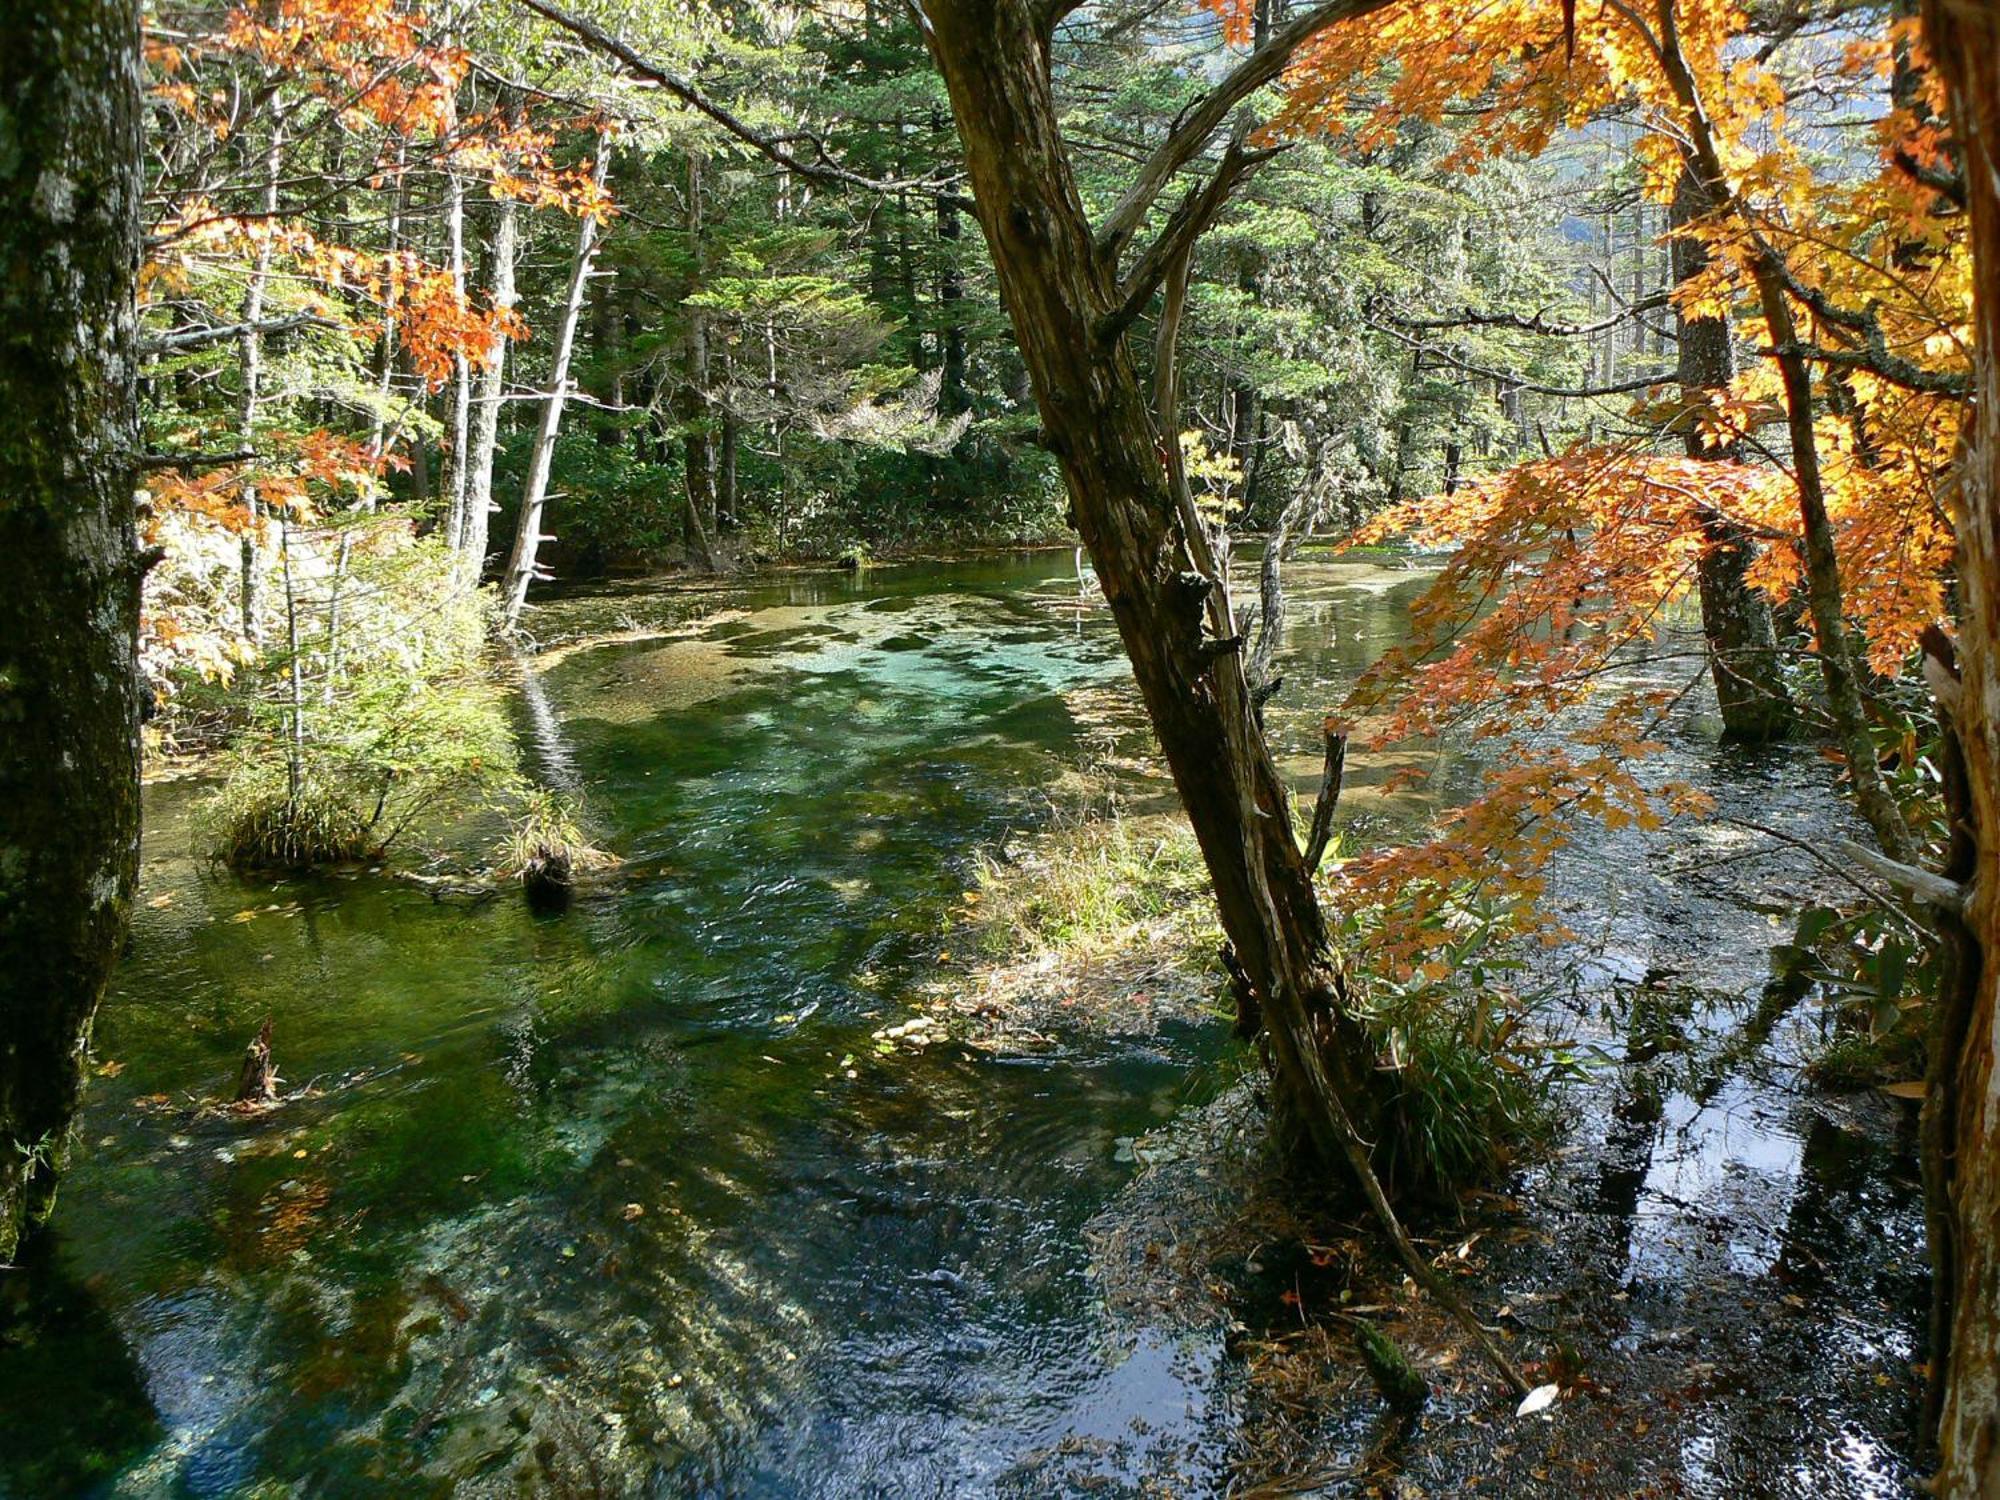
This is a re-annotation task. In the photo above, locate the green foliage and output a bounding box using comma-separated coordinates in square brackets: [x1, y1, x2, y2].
[1332, 878, 1561, 1192]
[200, 533, 519, 869]
[972, 800, 1213, 962]
[201, 762, 382, 869]
[1777, 902, 1934, 1090]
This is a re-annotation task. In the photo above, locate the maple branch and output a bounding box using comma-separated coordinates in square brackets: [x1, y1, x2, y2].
[1764, 340, 1970, 398]
[1094, 0, 1401, 265]
[1099, 131, 1277, 345]
[517, 0, 971, 208]
[1756, 256, 1971, 396]
[141, 312, 342, 357]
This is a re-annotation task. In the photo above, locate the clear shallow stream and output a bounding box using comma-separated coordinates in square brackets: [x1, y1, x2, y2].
[0, 553, 1928, 1497]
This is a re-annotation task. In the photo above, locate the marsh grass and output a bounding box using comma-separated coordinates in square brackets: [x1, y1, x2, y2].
[950, 771, 1563, 1192]
[494, 790, 618, 880]
[202, 764, 382, 869]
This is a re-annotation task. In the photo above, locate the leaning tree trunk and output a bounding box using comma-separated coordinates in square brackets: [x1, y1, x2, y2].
[1922, 5, 2000, 1492]
[501, 136, 612, 630]
[1668, 151, 1791, 742]
[922, 0, 1395, 1173]
[0, 0, 144, 1262]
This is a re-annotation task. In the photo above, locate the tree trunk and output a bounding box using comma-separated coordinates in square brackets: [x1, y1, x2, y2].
[442, 152, 473, 555]
[1920, 7, 2000, 1492]
[922, 0, 1395, 1177]
[237, 123, 281, 647]
[1669, 151, 1791, 743]
[932, 106, 970, 419]
[462, 193, 519, 589]
[501, 136, 612, 629]
[0, 0, 144, 1262]
[680, 153, 718, 572]
[1653, 0, 1915, 860]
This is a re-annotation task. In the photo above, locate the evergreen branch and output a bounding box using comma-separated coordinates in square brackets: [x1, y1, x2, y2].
[1093, 0, 1402, 266]
[518, 0, 972, 208]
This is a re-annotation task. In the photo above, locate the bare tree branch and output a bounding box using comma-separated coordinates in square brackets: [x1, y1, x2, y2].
[1367, 318, 1677, 398]
[1388, 292, 1672, 338]
[142, 312, 342, 357]
[1098, 131, 1277, 344]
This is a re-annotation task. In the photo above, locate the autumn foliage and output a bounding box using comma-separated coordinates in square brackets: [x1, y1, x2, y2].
[1188, 0, 1972, 962]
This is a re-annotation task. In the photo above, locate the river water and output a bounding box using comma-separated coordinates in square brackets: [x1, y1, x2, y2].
[0, 554, 1927, 1497]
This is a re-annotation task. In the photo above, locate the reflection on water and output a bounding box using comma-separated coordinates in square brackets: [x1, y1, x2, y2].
[0, 553, 1927, 1497]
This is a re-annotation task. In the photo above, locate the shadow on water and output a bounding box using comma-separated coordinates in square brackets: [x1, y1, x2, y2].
[0, 552, 1930, 1497]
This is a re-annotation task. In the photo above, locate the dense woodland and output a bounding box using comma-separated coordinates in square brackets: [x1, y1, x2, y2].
[5, 0, 2000, 1491]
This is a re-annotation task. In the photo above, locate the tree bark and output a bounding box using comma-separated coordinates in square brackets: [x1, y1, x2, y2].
[236, 122, 281, 647]
[442, 79, 473, 555]
[1668, 151, 1791, 743]
[0, 0, 144, 1262]
[921, 0, 1396, 1178]
[1920, 7, 2000, 1492]
[462, 192, 519, 589]
[502, 135, 612, 629]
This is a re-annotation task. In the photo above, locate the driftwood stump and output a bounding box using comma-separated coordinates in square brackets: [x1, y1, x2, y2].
[236, 1017, 279, 1104]
[522, 846, 574, 914]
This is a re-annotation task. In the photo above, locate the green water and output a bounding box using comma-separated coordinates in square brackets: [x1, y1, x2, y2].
[0, 554, 1429, 1497]
[0, 553, 1928, 1498]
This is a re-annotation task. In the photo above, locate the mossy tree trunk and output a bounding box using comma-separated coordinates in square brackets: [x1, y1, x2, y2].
[0, 0, 144, 1262]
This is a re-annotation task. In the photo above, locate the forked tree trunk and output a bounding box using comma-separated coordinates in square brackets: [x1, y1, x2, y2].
[0, 0, 144, 1262]
[922, 0, 1395, 1173]
[1668, 152, 1791, 742]
[502, 136, 612, 629]
[1920, 6, 2000, 1492]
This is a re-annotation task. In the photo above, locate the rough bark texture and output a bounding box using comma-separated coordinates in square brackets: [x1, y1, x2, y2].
[0, 0, 144, 1263]
[1922, 6, 2000, 1492]
[1669, 153, 1790, 742]
[922, 0, 1395, 1175]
